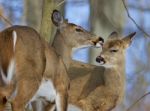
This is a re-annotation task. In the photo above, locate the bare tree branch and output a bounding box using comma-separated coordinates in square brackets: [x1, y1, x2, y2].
[127, 92, 150, 111]
[128, 4, 150, 12]
[0, 14, 12, 26]
[122, 0, 150, 37]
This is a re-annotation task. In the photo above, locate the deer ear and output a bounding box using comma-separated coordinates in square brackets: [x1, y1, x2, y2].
[51, 10, 64, 26]
[122, 32, 136, 47]
[108, 31, 119, 40]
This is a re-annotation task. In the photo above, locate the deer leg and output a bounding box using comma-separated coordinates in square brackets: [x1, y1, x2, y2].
[45, 103, 55, 111]
[12, 80, 39, 111]
[55, 91, 68, 111]
[4, 99, 12, 111]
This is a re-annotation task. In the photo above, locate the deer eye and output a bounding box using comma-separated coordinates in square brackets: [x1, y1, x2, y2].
[75, 28, 83, 32]
[110, 49, 118, 53]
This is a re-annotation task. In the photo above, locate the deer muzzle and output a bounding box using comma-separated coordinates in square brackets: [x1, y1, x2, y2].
[96, 56, 106, 64]
[92, 37, 104, 47]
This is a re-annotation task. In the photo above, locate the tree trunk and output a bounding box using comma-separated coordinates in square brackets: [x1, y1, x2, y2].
[40, 0, 64, 43]
[23, 0, 42, 31]
[40, 0, 56, 43]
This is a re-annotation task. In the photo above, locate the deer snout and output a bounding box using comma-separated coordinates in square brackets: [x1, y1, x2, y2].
[96, 55, 106, 64]
[92, 37, 104, 47]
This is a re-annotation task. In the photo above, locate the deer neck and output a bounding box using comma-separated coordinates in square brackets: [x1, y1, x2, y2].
[103, 59, 126, 102]
[52, 31, 72, 69]
[104, 58, 125, 88]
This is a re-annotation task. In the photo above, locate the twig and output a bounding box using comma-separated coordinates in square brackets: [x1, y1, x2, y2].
[56, 0, 65, 7]
[0, 14, 12, 26]
[122, 0, 150, 37]
[127, 92, 150, 111]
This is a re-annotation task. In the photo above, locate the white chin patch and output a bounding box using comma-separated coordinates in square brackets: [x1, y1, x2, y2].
[95, 42, 102, 48]
[99, 61, 105, 65]
[98, 64, 114, 68]
[72, 45, 93, 58]
[72, 45, 93, 52]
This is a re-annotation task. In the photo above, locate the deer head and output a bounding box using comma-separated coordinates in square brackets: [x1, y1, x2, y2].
[96, 32, 136, 68]
[51, 10, 104, 50]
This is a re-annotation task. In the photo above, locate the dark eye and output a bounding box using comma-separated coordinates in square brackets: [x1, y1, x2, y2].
[110, 49, 118, 53]
[75, 28, 83, 32]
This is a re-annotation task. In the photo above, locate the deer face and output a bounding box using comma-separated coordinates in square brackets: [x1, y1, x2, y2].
[96, 32, 136, 68]
[51, 10, 104, 49]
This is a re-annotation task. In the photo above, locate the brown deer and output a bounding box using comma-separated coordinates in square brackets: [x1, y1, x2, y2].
[53, 29, 135, 111]
[51, 10, 106, 111]
[33, 9, 105, 111]
[51, 10, 104, 69]
[85, 31, 135, 111]
[29, 10, 103, 111]
[0, 24, 70, 111]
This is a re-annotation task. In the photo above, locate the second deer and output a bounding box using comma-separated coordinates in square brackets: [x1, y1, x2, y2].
[89, 31, 136, 111]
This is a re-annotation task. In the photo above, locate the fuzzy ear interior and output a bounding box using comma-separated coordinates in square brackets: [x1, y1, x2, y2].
[108, 31, 119, 40]
[122, 32, 136, 47]
[51, 10, 64, 26]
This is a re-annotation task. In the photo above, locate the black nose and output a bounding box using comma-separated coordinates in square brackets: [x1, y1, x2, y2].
[96, 56, 105, 63]
[93, 37, 104, 46]
[99, 37, 104, 43]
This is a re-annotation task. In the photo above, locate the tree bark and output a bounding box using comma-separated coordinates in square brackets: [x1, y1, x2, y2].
[24, 0, 42, 31]
[40, 0, 56, 43]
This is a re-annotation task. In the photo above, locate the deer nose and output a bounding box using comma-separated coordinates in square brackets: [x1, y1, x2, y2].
[98, 37, 104, 43]
[93, 37, 104, 47]
[96, 56, 105, 64]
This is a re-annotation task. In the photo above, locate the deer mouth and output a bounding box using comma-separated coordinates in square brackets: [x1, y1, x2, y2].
[73, 37, 104, 50]
[71, 37, 104, 62]
[92, 37, 104, 48]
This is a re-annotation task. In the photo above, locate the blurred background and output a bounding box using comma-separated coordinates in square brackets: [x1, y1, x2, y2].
[0, 0, 150, 111]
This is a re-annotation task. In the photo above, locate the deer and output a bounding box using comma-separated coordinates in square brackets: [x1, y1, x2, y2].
[51, 10, 104, 68]
[26, 10, 103, 111]
[0, 23, 71, 111]
[83, 31, 136, 111]
[51, 10, 104, 110]
[45, 9, 136, 111]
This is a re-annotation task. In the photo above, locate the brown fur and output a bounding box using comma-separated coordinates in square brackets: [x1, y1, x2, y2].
[0, 30, 14, 77]
[0, 25, 69, 111]
[81, 32, 135, 111]
[31, 10, 102, 111]
[51, 13, 103, 111]
[52, 31, 135, 111]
